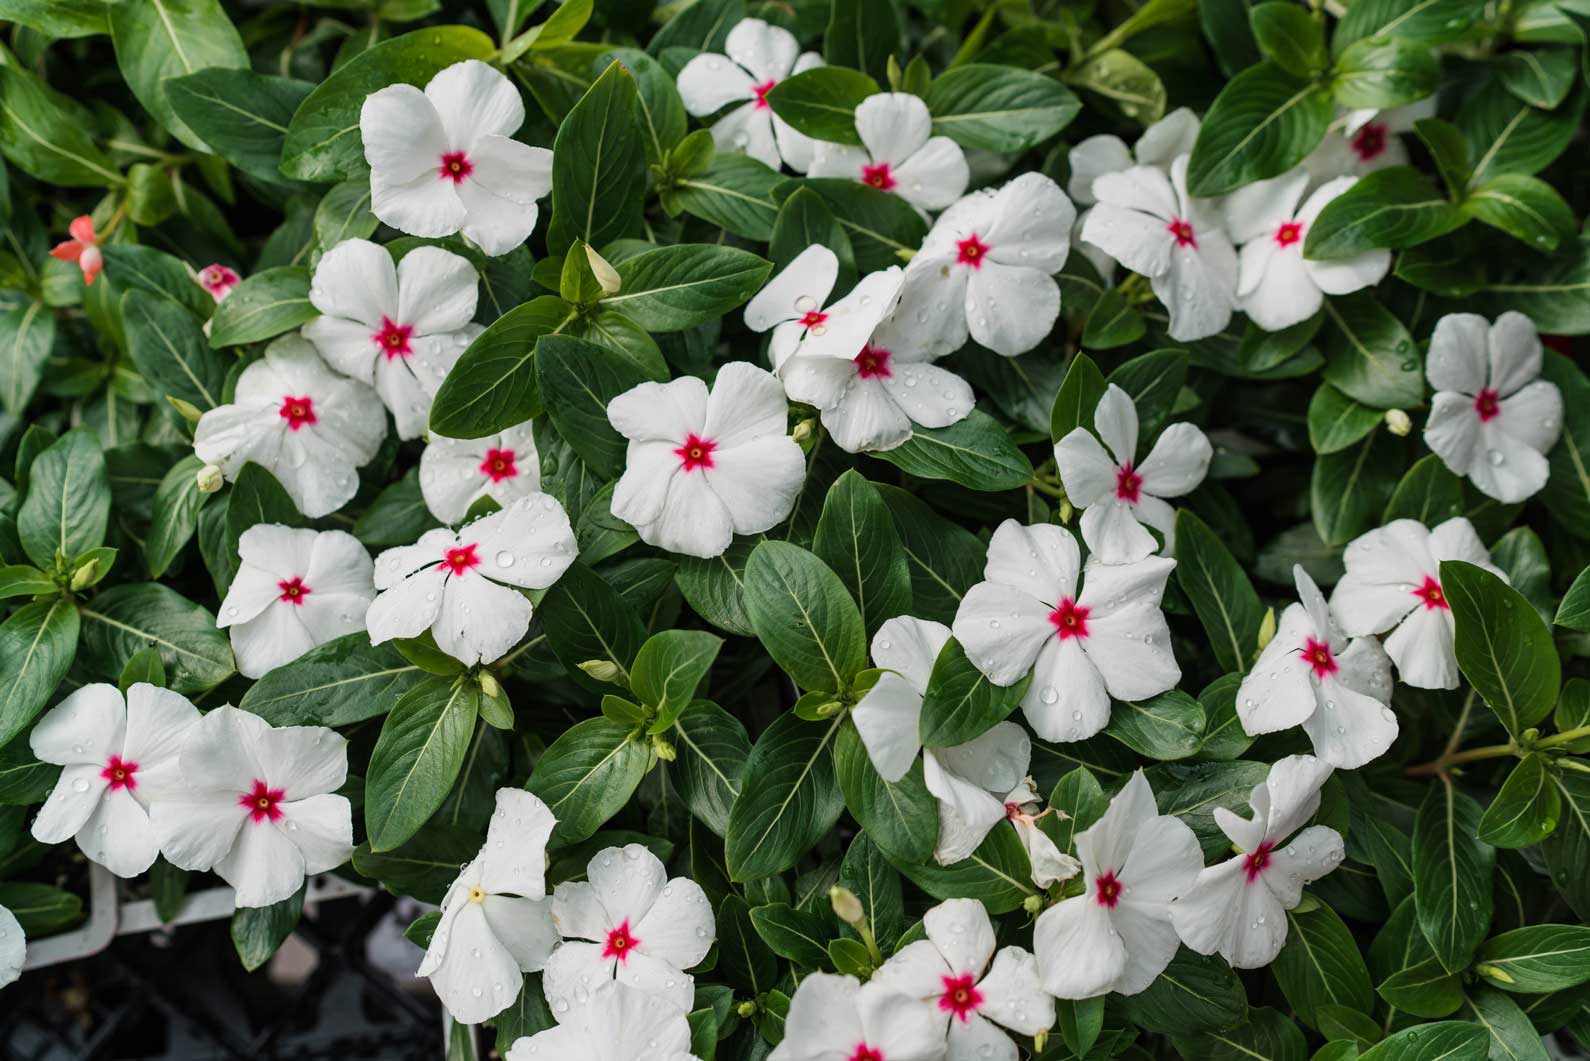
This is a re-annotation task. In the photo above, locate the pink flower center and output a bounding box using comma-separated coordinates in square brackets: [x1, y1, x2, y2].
[1243, 840, 1275, 882]
[1351, 122, 1387, 162]
[1473, 388, 1500, 422]
[848, 1047, 884, 1061]
[240, 779, 285, 824]
[1413, 575, 1448, 611]
[752, 80, 776, 109]
[854, 344, 892, 379]
[861, 161, 896, 191]
[1049, 597, 1090, 641]
[1115, 463, 1143, 503]
[1168, 219, 1198, 248]
[373, 317, 414, 360]
[956, 233, 990, 268]
[438, 150, 473, 183]
[200, 265, 239, 295]
[1004, 801, 1023, 820]
[278, 576, 311, 606]
[480, 448, 519, 483]
[938, 973, 984, 1022]
[101, 755, 139, 792]
[278, 395, 317, 431]
[675, 433, 716, 472]
[1274, 221, 1303, 247]
[1301, 636, 1337, 678]
[602, 920, 640, 962]
[439, 543, 481, 576]
[798, 309, 829, 330]
[1094, 870, 1122, 907]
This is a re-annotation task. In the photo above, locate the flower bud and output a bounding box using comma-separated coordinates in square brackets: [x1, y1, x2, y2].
[167, 396, 204, 425]
[577, 659, 624, 684]
[585, 245, 622, 294]
[1256, 606, 1277, 653]
[478, 671, 502, 699]
[69, 557, 100, 591]
[829, 885, 864, 926]
[736, 1000, 758, 1018]
[1022, 894, 1045, 916]
[196, 463, 224, 493]
[791, 418, 816, 448]
[651, 734, 677, 762]
[1384, 409, 1412, 436]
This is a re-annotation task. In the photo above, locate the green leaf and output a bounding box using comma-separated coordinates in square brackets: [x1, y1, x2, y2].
[1081, 288, 1147, 349]
[671, 700, 749, 837]
[526, 716, 649, 846]
[0, 597, 79, 751]
[121, 289, 230, 411]
[535, 334, 661, 480]
[1355, 1022, 1487, 1061]
[0, 301, 56, 418]
[1311, 427, 1402, 546]
[633, 630, 722, 731]
[1175, 1006, 1310, 1061]
[1456, 79, 1585, 189]
[601, 47, 686, 167]
[18, 428, 110, 572]
[0, 566, 57, 601]
[1462, 174, 1576, 252]
[876, 485, 984, 626]
[1106, 689, 1206, 760]
[670, 155, 782, 241]
[1320, 291, 1424, 410]
[1538, 353, 1590, 532]
[224, 464, 303, 568]
[145, 456, 208, 579]
[840, 831, 904, 948]
[833, 721, 937, 863]
[812, 470, 912, 638]
[764, 67, 879, 144]
[1495, 47, 1580, 108]
[1384, 454, 1466, 525]
[1175, 509, 1264, 674]
[549, 62, 646, 257]
[1331, 37, 1440, 109]
[1378, 956, 1465, 1018]
[0, 0, 108, 36]
[749, 902, 835, 966]
[1050, 352, 1109, 443]
[166, 69, 313, 183]
[0, 63, 122, 187]
[108, 0, 247, 152]
[743, 541, 867, 694]
[920, 638, 1028, 748]
[1250, 2, 1328, 73]
[238, 633, 424, 726]
[0, 882, 83, 935]
[888, 819, 1036, 914]
[1187, 61, 1333, 197]
[1474, 925, 1590, 993]
[1068, 48, 1169, 126]
[1558, 566, 1590, 631]
[1476, 754, 1561, 849]
[1305, 167, 1465, 260]
[537, 561, 646, 688]
[119, 647, 166, 695]
[1461, 985, 1552, 1061]
[429, 296, 572, 439]
[601, 244, 772, 332]
[1412, 782, 1495, 972]
[824, 0, 900, 82]
[868, 409, 1032, 492]
[207, 267, 315, 348]
[313, 178, 377, 250]
[364, 676, 479, 851]
[717, 894, 777, 994]
[1442, 559, 1560, 737]
[1541, 769, 1590, 919]
[1274, 902, 1377, 1027]
[1333, 0, 1486, 52]
[1309, 383, 1385, 454]
[231, 886, 304, 972]
[786, 178, 928, 273]
[924, 64, 1082, 153]
[78, 582, 233, 694]
[353, 824, 483, 903]
[723, 711, 845, 881]
[1119, 949, 1249, 1034]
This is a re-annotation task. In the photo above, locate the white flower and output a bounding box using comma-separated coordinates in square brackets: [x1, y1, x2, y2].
[1329, 517, 1507, 690]
[543, 843, 715, 1017]
[218, 526, 376, 679]
[303, 238, 482, 440]
[1033, 770, 1202, 998]
[1225, 172, 1390, 331]
[1068, 108, 1201, 207]
[1238, 565, 1397, 768]
[808, 93, 970, 213]
[1423, 311, 1563, 503]
[874, 898, 1053, 1060]
[419, 789, 559, 1024]
[676, 18, 823, 172]
[1303, 99, 1436, 183]
[0, 904, 21, 989]
[360, 59, 552, 256]
[1170, 755, 1345, 968]
[1003, 778, 1080, 889]
[768, 972, 946, 1061]
[193, 335, 385, 519]
[29, 682, 199, 877]
[952, 520, 1179, 744]
[1081, 155, 1236, 342]
[1053, 383, 1211, 564]
[506, 982, 697, 1061]
[607, 362, 806, 559]
[745, 246, 974, 452]
[367, 495, 577, 666]
[151, 706, 352, 908]
[420, 421, 541, 524]
[887, 172, 1075, 358]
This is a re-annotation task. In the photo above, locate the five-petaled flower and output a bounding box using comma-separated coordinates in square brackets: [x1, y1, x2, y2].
[367, 495, 577, 666]
[50, 215, 103, 285]
[505, 981, 696, 1061]
[1053, 384, 1212, 564]
[768, 972, 947, 1061]
[151, 707, 352, 908]
[543, 844, 715, 1017]
[1170, 755, 1345, 967]
[193, 335, 386, 519]
[1303, 99, 1436, 183]
[606, 362, 806, 559]
[808, 93, 970, 214]
[419, 789, 559, 1024]
[30, 683, 200, 878]
[217, 525, 377, 679]
[953, 520, 1180, 744]
[420, 422, 541, 524]
[1422, 311, 1563, 503]
[676, 18, 824, 173]
[304, 238, 483, 440]
[361, 60, 553, 256]
[197, 263, 240, 302]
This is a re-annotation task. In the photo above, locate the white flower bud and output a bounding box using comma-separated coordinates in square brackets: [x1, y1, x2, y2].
[829, 885, 864, 926]
[1384, 409, 1412, 436]
[196, 463, 224, 493]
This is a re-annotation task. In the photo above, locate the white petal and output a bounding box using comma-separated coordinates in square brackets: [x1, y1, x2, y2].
[710, 103, 780, 170]
[744, 245, 838, 333]
[982, 173, 1074, 274]
[120, 684, 200, 792]
[1067, 135, 1132, 205]
[1307, 248, 1390, 297]
[465, 494, 577, 590]
[1080, 500, 1158, 565]
[1488, 310, 1543, 396]
[1429, 516, 1498, 569]
[1427, 313, 1490, 393]
[30, 683, 125, 766]
[704, 361, 788, 448]
[177, 704, 268, 791]
[633, 877, 714, 970]
[819, 378, 914, 453]
[891, 136, 970, 212]
[1076, 770, 1154, 879]
[371, 166, 467, 240]
[873, 937, 951, 1002]
[482, 894, 558, 970]
[882, 256, 970, 359]
[151, 792, 246, 872]
[976, 945, 1053, 1035]
[858, 979, 951, 1057]
[1305, 672, 1398, 768]
[310, 238, 398, 328]
[542, 939, 614, 1017]
[425, 59, 523, 142]
[703, 434, 805, 535]
[1465, 421, 1551, 503]
[776, 973, 865, 1057]
[966, 262, 1059, 357]
[676, 52, 755, 116]
[924, 748, 1010, 865]
[1495, 378, 1563, 455]
[1424, 390, 1483, 487]
[614, 950, 695, 1013]
[633, 467, 736, 559]
[1081, 201, 1173, 279]
[852, 672, 925, 783]
[612, 440, 683, 529]
[1014, 818, 1081, 889]
[433, 573, 531, 666]
[217, 818, 307, 908]
[1135, 109, 1201, 164]
[873, 616, 951, 693]
[1155, 235, 1236, 342]
[608, 375, 708, 444]
[230, 603, 317, 679]
[366, 566, 447, 645]
[1034, 898, 1125, 999]
[0, 906, 23, 989]
[1022, 636, 1109, 743]
[427, 900, 524, 1024]
[1235, 608, 1317, 735]
[397, 246, 478, 334]
[1223, 169, 1308, 246]
[725, 17, 799, 82]
[278, 792, 353, 874]
[1384, 604, 1459, 690]
[797, 267, 902, 363]
[1054, 428, 1120, 507]
[360, 84, 449, 184]
[984, 519, 1079, 603]
[925, 897, 996, 978]
[459, 137, 550, 256]
[1241, 247, 1323, 331]
[1263, 824, 1345, 908]
[855, 92, 932, 166]
[933, 722, 1030, 795]
[1109, 903, 1184, 994]
[951, 582, 1055, 687]
[32, 764, 107, 844]
[480, 788, 557, 897]
[806, 141, 871, 181]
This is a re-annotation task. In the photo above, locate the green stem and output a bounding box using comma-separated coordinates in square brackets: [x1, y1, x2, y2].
[1538, 724, 1590, 749]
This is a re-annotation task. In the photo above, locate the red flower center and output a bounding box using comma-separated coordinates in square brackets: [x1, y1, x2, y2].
[675, 433, 716, 472]
[1274, 221, 1303, 247]
[277, 576, 312, 606]
[240, 779, 285, 824]
[848, 1047, 884, 1061]
[1243, 840, 1275, 882]
[1115, 463, 1143, 503]
[1049, 597, 1090, 641]
[798, 309, 829, 330]
[1004, 801, 1023, 820]
[1301, 636, 1337, 678]
[278, 395, 317, 431]
[602, 920, 640, 962]
[1473, 388, 1500, 422]
[1094, 870, 1122, 907]
[101, 754, 139, 792]
[956, 233, 990, 268]
[752, 79, 776, 109]
[861, 161, 896, 191]
[479, 448, 519, 483]
[1168, 219, 1198, 248]
[439, 543, 481, 576]
[201, 265, 239, 294]
[938, 973, 984, 1022]
[1413, 575, 1448, 611]
[854, 344, 892, 379]
[373, 317, 414, 360]
[1351, 122, 1387, 162]
[438, 150, 473, 183]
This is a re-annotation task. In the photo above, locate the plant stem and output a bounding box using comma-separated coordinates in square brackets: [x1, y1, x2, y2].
[1538, 724, 1590, 749]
